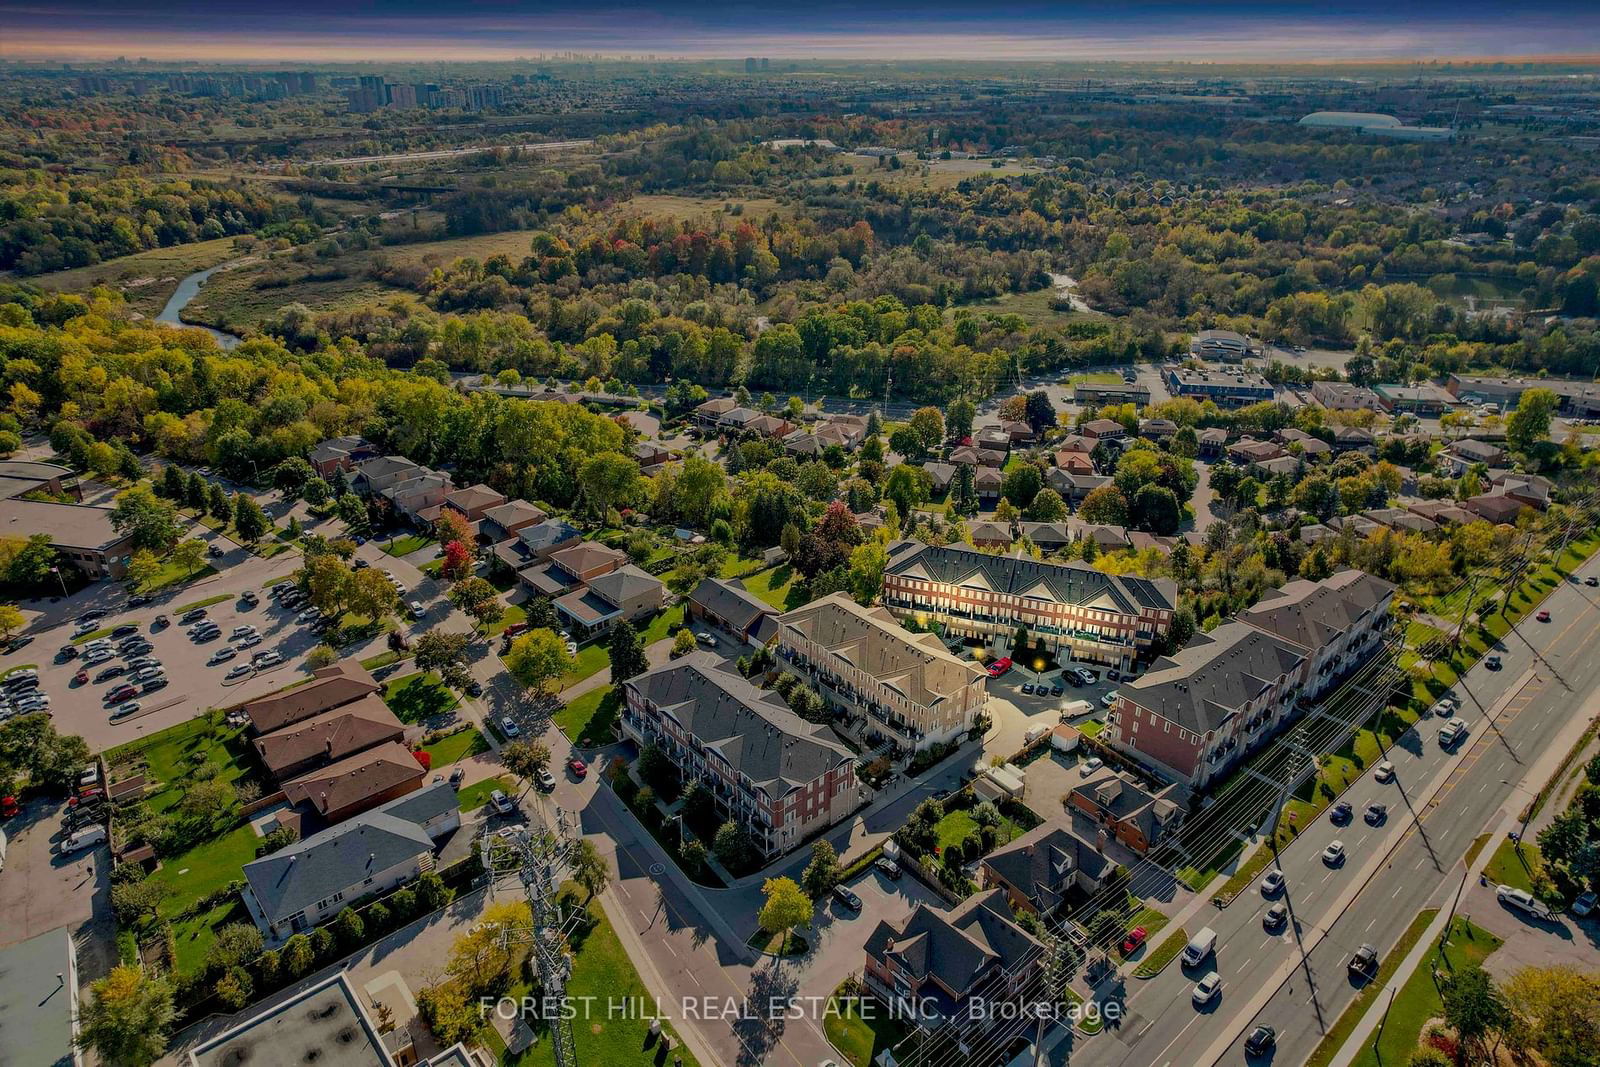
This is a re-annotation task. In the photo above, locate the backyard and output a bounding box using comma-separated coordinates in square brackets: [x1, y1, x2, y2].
[382, 671, 461, 724]
[823, 985, 911, 1067]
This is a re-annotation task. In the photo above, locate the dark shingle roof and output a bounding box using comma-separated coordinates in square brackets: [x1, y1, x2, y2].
[982, 824, 1110, 913]
[886, 541, 1175, 613]
[1121, 622, 1306, 734]
[1238, 569, 1395, 653]
[863, 889, 1043, 997]
[689, 577, 778, 634]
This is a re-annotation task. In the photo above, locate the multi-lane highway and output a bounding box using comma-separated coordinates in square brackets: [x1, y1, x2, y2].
[1078, 556, 1600, 1067]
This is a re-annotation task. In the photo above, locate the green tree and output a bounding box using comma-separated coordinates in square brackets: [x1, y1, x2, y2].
[606, 620, 649, 683]
[232, 493, 270, 543]
[946, 396, 976, 442]
[207, 481, 231, 523]
[673, 628, 698, 656]
[1443, 965, 1510, 1064]
[414, 630, 472, 690]
[334, 906, 366, 947]
[572, 837, 611, 902]
[714, 820, 758, 872]
[449, 576, 502, 632]
[758, 876, 813, 957]
[0, 603, 23, 643]
[110, 485, 180, 552]
[500, 739, 552, 793]
[76, 965, 175, 1067]
[110, 877, 168, 924]
[1025, 487, 1068, 522]
[801, 838, 842, 898]
[504, 629, 572, 693]
[1079, 486, 1129, 526]
[1507, 387, 1558, 453]
[282, 933, 315, 977]
[172, 537, 208, 579]
[124, 549, 163, 592]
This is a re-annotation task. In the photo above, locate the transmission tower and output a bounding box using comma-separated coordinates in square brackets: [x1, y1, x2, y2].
[480, 808, 583, 1067]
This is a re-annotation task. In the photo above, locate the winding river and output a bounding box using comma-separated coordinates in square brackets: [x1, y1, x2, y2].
[156, 264, 243, 349]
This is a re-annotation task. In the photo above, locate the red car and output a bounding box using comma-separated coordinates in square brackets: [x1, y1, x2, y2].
[567, 758, 588, 779]
[1536, 609, 1551, 623]
[1121, 926, 1147, 956]
[986, 656, 1013, 679]
[73, 670, 89, 685]
[1, 796, 18, 818]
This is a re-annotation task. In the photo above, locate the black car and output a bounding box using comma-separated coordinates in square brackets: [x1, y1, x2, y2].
[1330, 800, 1353, 825]
[110, 623, 139, 637]
[464, 680, 483, 696]
[1348, 944, 1379, 977]
[207, 544, 225, 558]
[127, 595, 151, 608]
[1364, 803, 1387, 825]
[1245, 1026, 1277, 1055]
[1050, 685, 1064, 698]
[77, 610, 107, 624]
[140, 677, 169, 693]
[832, 885, 863, 912]
[179, 609, 207, 624]
[56, 645, 79, 660]
[94, 665, 127, 682]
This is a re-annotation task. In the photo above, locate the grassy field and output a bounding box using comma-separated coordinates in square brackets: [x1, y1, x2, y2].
[107, 713, 257, 815]
[1133, 926, 1188, 978]
[421, 727, 489, 767]
[381, 533, 434, 557]
[1350, 918, 1502, 1067]
[382, 671, 460, 724]
[457, 775, 513, 813]
[613, 193, 792, 221]
[131, 560, 218, 596]
[146, 822, 263, 974]
[29, 236, 242, 315]
[564, 643, 610, 686]
[957, 286, 1089, 328]
[740, 563, 804, 610]
[824, 990, 910, 1067]
[640, 603, 686, 644]
[555, 685, 621, 747]
[494, 891, 701, 1067]
[1481, 836, 1543, 893]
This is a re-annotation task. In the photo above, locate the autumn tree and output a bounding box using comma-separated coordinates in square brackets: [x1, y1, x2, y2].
[76, 965, 176, 1067]
[758, 876, 813, 957]
[505, 628, 573, 693]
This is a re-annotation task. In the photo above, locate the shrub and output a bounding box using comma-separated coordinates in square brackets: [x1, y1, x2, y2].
[366, 901, 391, 932]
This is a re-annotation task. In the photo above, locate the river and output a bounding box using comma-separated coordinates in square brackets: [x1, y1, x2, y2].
[156, 264, 243, 349]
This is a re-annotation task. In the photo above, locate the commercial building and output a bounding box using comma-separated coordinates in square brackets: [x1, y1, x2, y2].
[0, 459, 78, 501]
[1106, 570, 1394, 789]
[1188, 329, 1252, 361]
[862, 889, 1045, 1041]
[1446, 374, 1600, 416]
[1299, 111, 1452, 140]
[620, 652, 858, 859]
[1165, 367, 1275, 406]
[1074, 382, 1151, 406]
[1373, 383, 1461, 415]
[0, 497, 134, 579]
[881, 541, 1178, 672]
[239, 782, 459, 941]
[775, 592, 988, 754]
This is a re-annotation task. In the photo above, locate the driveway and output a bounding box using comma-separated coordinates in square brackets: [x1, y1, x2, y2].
[1462, 879, 1600, 983]
[794, 863, 946, 999]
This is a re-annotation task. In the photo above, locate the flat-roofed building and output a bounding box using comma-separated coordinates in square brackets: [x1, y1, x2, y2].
[1311, 381, 1382, 412]
[1188, 329, 1251, 361]
[1373, 382, 1460, 415]
[1075, 382, 1151, 406]
[881, 541, 1176, 671]
[1446, 374, 1600, 415]
[775, 592, 988, 754]
[1165, 367, 1274, 406]
[0, 497, 134, 579]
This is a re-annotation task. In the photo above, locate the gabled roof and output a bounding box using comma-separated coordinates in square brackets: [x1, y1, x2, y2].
[863, 888, 1043, 997]
[445, 482, 506, 513]
[281, 741, 425, 818]
[1070, 767, 1181, 836]
[689, 577, 779, 634]
[242, 783, 456, 924]
[242, 660, 381, 735]
[885, 541, 1176, 613]
[778, 593, 985, 709]
[585, 564, 664, 607]
[252, 693, 406, 778]
[1238, 569, 1395, 654]
[1121, 622, 1306, 734]
[982, 824, 1111, 911]
[481, 498, 547, 530]
[624, 652, 852, 798]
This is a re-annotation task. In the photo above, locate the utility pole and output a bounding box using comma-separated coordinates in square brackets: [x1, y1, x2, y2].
[1372, 986, 1398, 1054]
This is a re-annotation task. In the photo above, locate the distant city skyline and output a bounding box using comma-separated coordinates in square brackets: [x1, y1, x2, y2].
[3, 1, 1598, 64]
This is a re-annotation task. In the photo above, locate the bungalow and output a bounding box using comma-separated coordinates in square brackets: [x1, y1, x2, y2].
[1252, 456, 1304, 479]
[1407, 500, 1474, 526]
[492, 518, 581, 576]
[280, 741, 427, 825]
[519, 539, 627, 599]
[975, 426, 1014, 452]
[923, 462, 957, 493]
[1364, 508, 1438, 535]
[745, 414, 793, 439]
[950, 446, 1007, 467]
[1018, 521, 1073, 553]
[718, 407, 761, 433]
[1493, 473, 1552, 509]
[441, 483, 506, 524]
[1464, 493, 1528, 525]
[999, 420, 1036, 445]
[632, 441, 672, 473]
[1139, 418, 1179, 443]
[1328, 514, 1381, 538]
[1299, 523, 1334, 544]
[1295, 437, 1333, 459]
[1227, 438, 1285, 465]
[979, 824, 1111, 917]
[1443, 438, 1508, 474]
[687, 577, 781, 648]
[1056, 434, 1095, 456]
[240, 782, 459, 941]
[553, 564, 666, 638]
[1068, 521, 1132, 552]
[1065, 767, 1182, 853]
[1055, 451, 1096, 475]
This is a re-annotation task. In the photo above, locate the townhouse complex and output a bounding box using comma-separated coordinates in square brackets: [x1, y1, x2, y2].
[620, 651, 859, 859]
[880, 541, 1179, 672]
[1105, 569, 1395, 789]
[775, 591, 989, 754]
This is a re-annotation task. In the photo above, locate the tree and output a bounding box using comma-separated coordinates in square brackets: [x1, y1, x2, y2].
[110, 877, 168, 924]
[282, 933, 315, 977]
[504, 628, 572, 692]
[347, 567, 400, 622]
[673, 628, 697, 657]
[166, 539, 207, 582]
[848, 538, 888, 605]
[1024, 391, 1057, 434]
[500, 740, 552, 792]
[273, 458, 314, 498]
[1442, 965, 1510, 1064]
[439, 539, 474, 582]
[607, 620, 649, 683]
[1025, 488, 1068, 522]
[579, 451, 643, 517]
[76, 965, 175, 1067]
[302, 552, 353, 617]
[951, 463, 978, 516]
[0, 603, 22, 643]
[758, 876, 813, 957]
[110, 485, 180, 552]
[801, 839, 842, 898]
[908, 407, 945, 454]
[572, 837, 611, 902]
[433, 508, 474, 549]
[1131, 485, 1182, 535]
[1507, 387, 1558, 453]
[415, 630, 472, 690]
[449, 576, 502, 632]
[417, 980, 479, 1045]
[334, 906, 365, 947]
[181, 779, 236, 821]
[159, 463, 187, 499]
[947, 397, 976, 442]
[1079, 486, 1129, 526]
[882, 463, 932, 520]
[1000, 463, 1043, 509]
[207, 481, 231, 523]
[442, 898, 529, 996]
[232, 493, 270, 543]
[682, 838, 710, 877]
[124, 549, 163, 591]
[1502, 964, 1600, 1067]
[714, 820, 758, 872]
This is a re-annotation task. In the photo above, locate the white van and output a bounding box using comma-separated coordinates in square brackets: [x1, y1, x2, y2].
[1060, 699, 1094, 721]
[60, 823, 106, 853]
[1182, 926, 1218, 967]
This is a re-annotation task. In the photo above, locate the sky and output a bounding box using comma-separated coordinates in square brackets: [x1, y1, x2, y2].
[2, 1, 1598, 64]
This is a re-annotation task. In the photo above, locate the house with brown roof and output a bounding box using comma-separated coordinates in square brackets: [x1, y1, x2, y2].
[518, 539, 627, 598]
[553, 564, 665, 638]
[478, 499, 547, 543]
[1464, 493, 1528, 524]
[308, 436, 378, 478]
[241, 660, 382, 736]
[441, 483, 506, 524]
[1055, 450, 1096, 475]
[251, 693, 407, 782]
[975, 466, 1003, 503]
[949, 446, 1006, 467]
[1227, 438, 1286, 464]
[281, 741, 427, 825]
[1065, 767, 1182, 853]
[968, 520, 1014, 549]
[1080, 418, 1127, 441]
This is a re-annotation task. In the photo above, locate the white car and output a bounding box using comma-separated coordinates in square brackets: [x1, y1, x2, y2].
[1496, 885, 1553, 921]
[208, 647, 238, 664]
[71, 620, 99, 636]
[225, 663, 253, 679]
[229, 625, 257, 639]
[110, 701, 141, 719]
[566, 640, 578, 656]
[501, 716, 521, 738]
[238, 633, 264, 649]
[1431, 697, 1458, 718]
[1323, 841, 1346, 865]
[1374, 760, 1396, 783]
[409, 601, 426, 619]
[253, 650, 283, 668]
[1261, 869, 1285, 896]
[1080, 757, 1103, 776]
[297, 609, 321, 624]
[1192, 973, 1221, 1006]
[83, 648, 113, 665]
[1101, 689, 1121, 708]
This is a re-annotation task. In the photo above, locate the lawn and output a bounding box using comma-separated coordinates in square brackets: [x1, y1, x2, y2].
[1482, 836, 1543, 893]
[640, 603, 686, 644]
[421, 727, 489, 767]
[824, 989, 911, 1067]
[30, 234, 242, 315]
[485, 601, 526, 636]
[933, 808, 1024, 854]
[132, 560, 218, 595]
[359, 649, 404, 671]
[144, 822, 264, 974]
[740, 564, 804, 610]
[382, 671, 460, 724]
[175, 592, 233, 614]
[457, 775, 513, 813]
[381, 533, 433, 557]
[1078, 719, 1106, 739]
[1350, 918, 1502, 1067]
[495, 891, 701, 1067]
[746, 926, 809, 957]
[555, 685, 621, 747]
[107, 712, 257, 815]
[564, 643, 610, 686]
[1132, 926, 1188, 978]
[1066, 370, 1123, 385]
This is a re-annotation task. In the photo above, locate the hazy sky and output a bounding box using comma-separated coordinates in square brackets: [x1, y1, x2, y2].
[3, 1, 1598, 63]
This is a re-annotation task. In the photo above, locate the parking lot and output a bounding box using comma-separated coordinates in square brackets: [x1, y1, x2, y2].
[0, 794, 115, 980]
[984, 661, 1124, 756]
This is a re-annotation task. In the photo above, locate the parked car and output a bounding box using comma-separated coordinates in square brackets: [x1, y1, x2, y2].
[238, 633, 263, 649]
[1121, 927, 1147, 955]
[208, 647, 238, 665]
[127, 594, 151, 608]
[229, 625, 256, 639]
[225, 663, 253, 679]
[567, 758, 588, 779]
[500, 716, 521, 738]
[179, 608, 207, 624]
[1101, 689, 1121, 708]
[1021, 683, 1036, 695]
[875, 857, 901, 879]
[490, 789, 515, 815]
[110, 623, 138, 637]
[534, 767, 556, 791]
[109, 702, 141, 720]
[408, 601, 426, 619]
[1080, 757, 1103, 776]
[83, 648, 113, 666]
[1049, 685, 1064, 698]
[986, 656, 1013, 678]
[56, 645, 78, 661]
[832, 886, 863, 912]
[1571, 891, 1596, 917]
[254, 650, 283, 668]
[93, 665, 125, 683]
[1496, 885, 1553, 921]
[60, 824, 107, 853]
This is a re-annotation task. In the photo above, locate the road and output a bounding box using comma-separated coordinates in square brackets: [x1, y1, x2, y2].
[1075, 557, 1600, 1067]
[296, 139, 591, 168]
